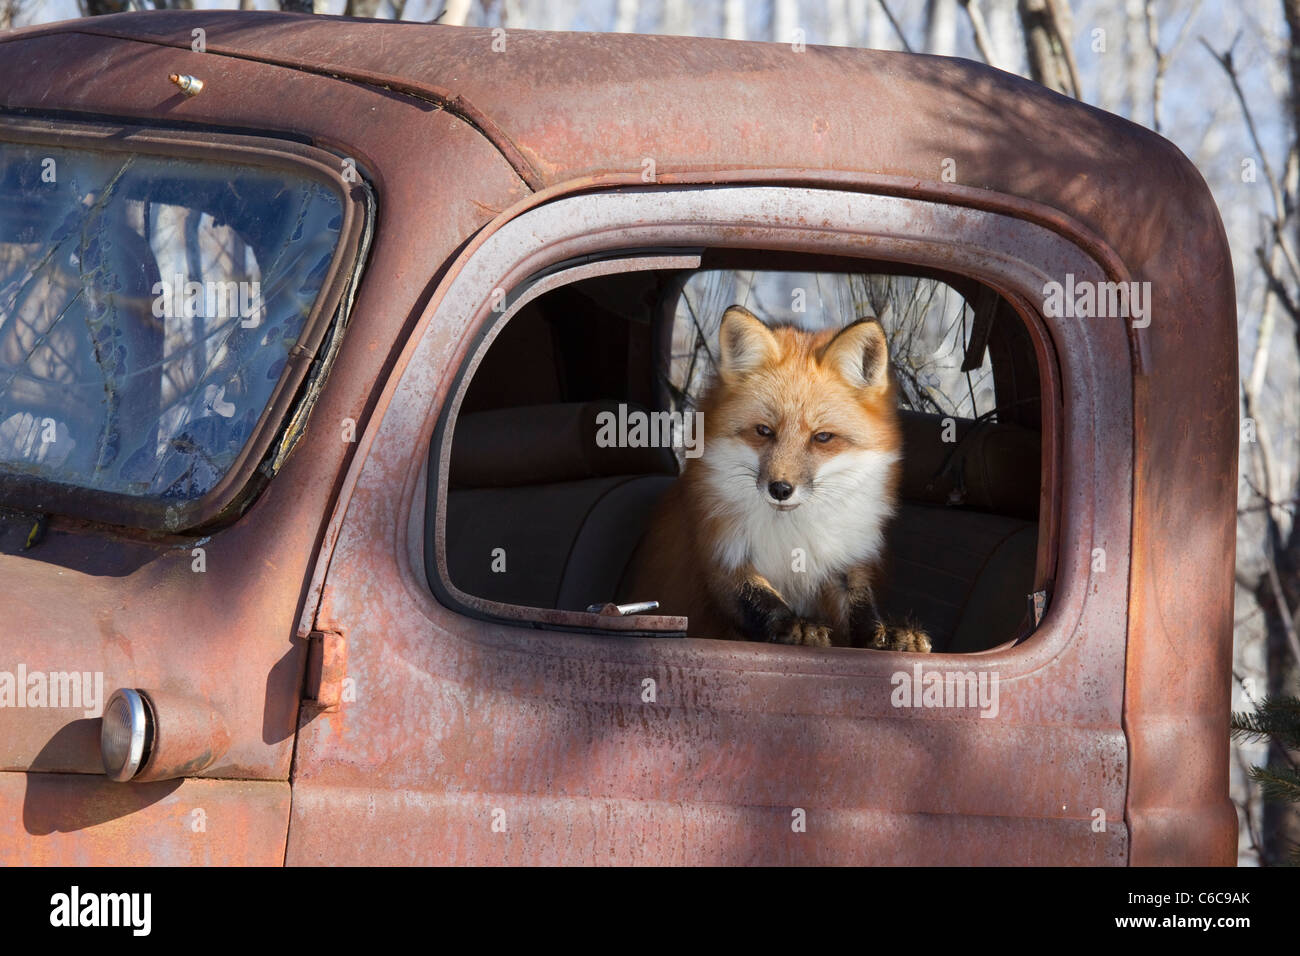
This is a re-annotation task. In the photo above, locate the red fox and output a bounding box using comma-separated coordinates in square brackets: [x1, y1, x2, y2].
[624, 305, 931, 652]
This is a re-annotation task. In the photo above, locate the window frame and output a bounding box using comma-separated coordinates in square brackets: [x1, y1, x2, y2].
[414, 184, 1126, 660]
[0, 115, 373, 533]
[426, 250, 703, 636]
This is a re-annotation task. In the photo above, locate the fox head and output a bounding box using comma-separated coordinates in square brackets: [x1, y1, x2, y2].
[699, 304, 902, 513]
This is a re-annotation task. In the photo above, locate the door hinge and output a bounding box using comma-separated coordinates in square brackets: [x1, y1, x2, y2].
[305, 627, 347, 712]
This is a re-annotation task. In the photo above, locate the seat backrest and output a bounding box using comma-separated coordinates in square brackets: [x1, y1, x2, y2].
[449, 400, 677, 489]
[442, 401, 677, 611]
[898, 410, 1041, 521]
[886, 410, 1041, 650]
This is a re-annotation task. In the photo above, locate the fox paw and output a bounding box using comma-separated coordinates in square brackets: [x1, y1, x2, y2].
[771, 617, 832, 648]
[867, 621, 932, 653]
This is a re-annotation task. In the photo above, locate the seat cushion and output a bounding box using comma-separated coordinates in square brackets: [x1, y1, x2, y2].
[880, 503, 1036, 653]
[445, 475, 674, 611]
[556, 475, 676, 611]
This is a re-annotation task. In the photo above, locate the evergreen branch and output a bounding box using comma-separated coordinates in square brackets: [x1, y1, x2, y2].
[1231, 695, 1300, 750]
[1248, 764, 1300, 806]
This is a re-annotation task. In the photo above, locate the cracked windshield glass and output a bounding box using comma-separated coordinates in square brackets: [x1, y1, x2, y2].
[0, 142, 343, 506]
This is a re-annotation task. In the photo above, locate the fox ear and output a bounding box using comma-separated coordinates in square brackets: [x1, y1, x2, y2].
[822, 318, 889, 391]
[718, 305, 778, 383]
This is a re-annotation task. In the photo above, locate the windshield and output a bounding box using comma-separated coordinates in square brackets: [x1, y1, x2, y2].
[0, 141, 344, 515]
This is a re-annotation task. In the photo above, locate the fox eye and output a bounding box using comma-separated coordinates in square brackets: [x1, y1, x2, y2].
[755, 424, 774, 438]
[813, 431, 834, 443]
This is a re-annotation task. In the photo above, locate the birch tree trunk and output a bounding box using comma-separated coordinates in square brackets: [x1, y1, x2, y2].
[723, 0, 745, 40]
[440, 0, 472, 25]
[988, 0, 1022, 73]
[1018, 0, 1079, 96]
[663, 0, 691, 36]
[926, 0, 958, 56]
[1123, 0, 1152, 120]
[868, 1, 895, 48]
[615, 0, 638, 34]
[826, 0, 850, 47]
[773, 0, 798, 45]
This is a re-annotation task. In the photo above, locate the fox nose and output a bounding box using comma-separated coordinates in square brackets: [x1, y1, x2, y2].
[768, 481, 794, 501]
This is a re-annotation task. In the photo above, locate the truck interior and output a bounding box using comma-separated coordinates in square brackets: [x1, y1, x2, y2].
[435, 251, 1046, 654]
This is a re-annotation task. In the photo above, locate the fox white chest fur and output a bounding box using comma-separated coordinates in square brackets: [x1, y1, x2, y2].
[699, 437, 899, 617]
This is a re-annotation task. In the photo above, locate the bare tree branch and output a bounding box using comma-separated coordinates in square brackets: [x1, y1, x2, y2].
[1143, 0, 1201, 134]
[875, 0, 914, 53]
[437, 0, 472, 25]
[1202, 36, 1289, 227]
[959, 0, 1002, 69]
[1243, 473, 1300, 665]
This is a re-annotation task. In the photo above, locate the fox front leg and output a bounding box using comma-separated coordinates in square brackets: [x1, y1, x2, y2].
[730, 571, 831, 648]
[844, 569, 933, 653]
[850, 604, 932, 652]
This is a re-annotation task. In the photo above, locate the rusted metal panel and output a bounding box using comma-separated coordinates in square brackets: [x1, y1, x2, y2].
[1125, 250, 1239, 862]
[287, 186, 1135, 865]
[0, 772, 289, 865]
[0, 32, 529, 789]
[289, 789, 1128, 867]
